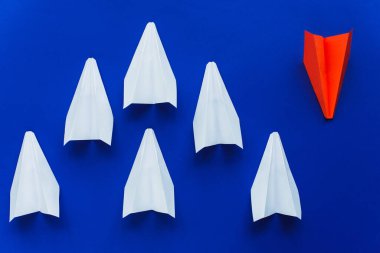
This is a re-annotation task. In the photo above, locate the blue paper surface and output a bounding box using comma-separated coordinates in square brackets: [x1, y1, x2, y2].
[0, 0, 379, 252]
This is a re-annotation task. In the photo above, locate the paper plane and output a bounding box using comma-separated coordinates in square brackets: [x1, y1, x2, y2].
[193, 62, 243, 153]
[304, 30, 352, 119]
[64, 58, 114, 145]
[123, 129, 175, 218]
[124, 22, 177, 108]
[250, 132, 301, 222]
[10, 131, 60, 222]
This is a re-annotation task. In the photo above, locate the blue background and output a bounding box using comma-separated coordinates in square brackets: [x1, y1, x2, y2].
[0, 0, 379, 252]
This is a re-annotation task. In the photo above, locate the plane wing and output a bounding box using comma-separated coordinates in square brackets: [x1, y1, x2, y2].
[10, 131, 60, 221]
[251, 132, 301, 222]
[124, 22, 177, 108]
[193, 62, 243, 153]
[64, 58, 114, 145]
[123, 129, 175, 218]
[304, 30, 352, 119]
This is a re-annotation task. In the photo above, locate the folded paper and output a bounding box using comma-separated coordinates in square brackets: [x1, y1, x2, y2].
[10, 131, 60, 221]
[64, 58, 114, 145]
[123, 128, 175, 218]
[193, 62, 243, 153]
[304, 30, 352, 119]
[251, 132, 301, 222]
[124, 22, 177, 108]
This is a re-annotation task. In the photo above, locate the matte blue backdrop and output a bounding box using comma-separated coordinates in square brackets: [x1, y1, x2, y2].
[0, 0, 379, 252]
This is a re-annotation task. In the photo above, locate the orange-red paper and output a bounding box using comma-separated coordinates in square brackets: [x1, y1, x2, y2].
[303, 30, 352, 119]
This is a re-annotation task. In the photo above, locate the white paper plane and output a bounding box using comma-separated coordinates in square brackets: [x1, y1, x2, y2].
[123, 22, 177, 108]
[250, 132, 301, 222]
[193, 62, 243, 153]
[123, 128, 175, 218]
[64, 58, 114, 145]
[10, 131, 60, 222]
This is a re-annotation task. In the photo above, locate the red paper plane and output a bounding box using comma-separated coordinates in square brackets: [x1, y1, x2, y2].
[303, 30, 352, 119]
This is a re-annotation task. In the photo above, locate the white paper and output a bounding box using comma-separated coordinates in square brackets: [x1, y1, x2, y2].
[193, 62, 243, 153]
[123, 129, 175, 218]
[123, 22, 177, 108]
[251, 132, 301, 222]
[64, 58, 114, 145]
[10, 131, 60, 221]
